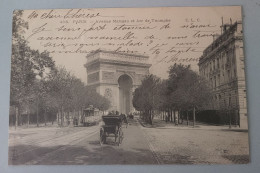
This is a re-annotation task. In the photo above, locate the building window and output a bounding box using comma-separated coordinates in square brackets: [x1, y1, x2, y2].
[240, 47, 244, 56]
[218, 74, 220, 86]
[244, 97, 247, 109]
[215, 95, 218, 108]
[235, 91, 238, 107]
[227, 70, 230, 80]
[243, 90, 247, 109]
[214, 76, 217, 88]
[228, 94, 231, 107]
[223, 92, 226, 108]
[226, 51, 230, 64]
[241, 67, 245, 78]
[219, 94, 221, 108]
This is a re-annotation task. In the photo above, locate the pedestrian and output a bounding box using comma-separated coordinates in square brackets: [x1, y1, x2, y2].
[120, 113, 128, 128]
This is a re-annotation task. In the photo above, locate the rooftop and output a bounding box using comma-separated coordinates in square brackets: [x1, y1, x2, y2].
[85, 49, 151, 67]
[199, 21, 243, 64]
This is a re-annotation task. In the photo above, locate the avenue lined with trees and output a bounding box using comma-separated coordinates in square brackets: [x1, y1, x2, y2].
[10, 10, 216, 129]
[9, 10, 110, 128]
[133, 64, 213, 126]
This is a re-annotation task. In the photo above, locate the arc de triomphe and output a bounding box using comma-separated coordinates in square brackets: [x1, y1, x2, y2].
[85, 50, 151, 114]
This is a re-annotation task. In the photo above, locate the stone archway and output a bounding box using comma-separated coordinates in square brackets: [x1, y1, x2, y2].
[85, 50, 151, 112]
[118, 74, 133, 114]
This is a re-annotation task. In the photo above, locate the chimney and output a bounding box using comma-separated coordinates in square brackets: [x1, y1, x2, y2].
[213, 34, 220, 41]
[223, 24, 231, 32]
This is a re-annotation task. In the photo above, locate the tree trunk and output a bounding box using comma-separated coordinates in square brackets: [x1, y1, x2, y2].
[150, 110, 153, 125]
[36, 98, 39, 127]
[178, 110, 180, 124]
[186, 111, 189, 126]
[44, 108, 47, 126]
[193, 107, 196, 127]
[146, 110, 148, 123]
[168, 110, 170, 122]
[15, 106, 18, 130]
[27, 109, 30, 128]
[78, 110, 80, 124]
[165, 110, 168, 122]
[180, 112, 183, 124]
[168, 109, 171, 122]
[73, 109, 76, 126]
[18, 107, 21, 126]
[61, 106, 64, 127]
[229, 109, 232, 129]
[67, 112, 70, 126]
[174, 110, 177, 125]
[162, 111, 164, 120]
[162, 111, 165, 121]
[81, 108, 85, 125]
[170, 109, 172, 122]
[57, 111, 59, 126]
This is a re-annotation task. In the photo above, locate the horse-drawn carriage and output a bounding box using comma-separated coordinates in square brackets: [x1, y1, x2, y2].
[99, 115, 125, 146]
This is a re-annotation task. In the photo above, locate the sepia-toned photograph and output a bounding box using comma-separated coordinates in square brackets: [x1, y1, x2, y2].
[8, 6, 249, 165]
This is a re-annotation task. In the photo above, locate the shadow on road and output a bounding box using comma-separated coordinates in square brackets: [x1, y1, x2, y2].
[9, 142, 156, 165]
[222, 154, 249, 164]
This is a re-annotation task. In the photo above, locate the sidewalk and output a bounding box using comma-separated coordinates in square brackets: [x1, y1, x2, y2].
[139, 118, 250, 164]
[138, 118, 248, 132]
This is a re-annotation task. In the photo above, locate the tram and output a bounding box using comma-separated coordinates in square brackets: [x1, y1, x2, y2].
[82, 105, 102, 126]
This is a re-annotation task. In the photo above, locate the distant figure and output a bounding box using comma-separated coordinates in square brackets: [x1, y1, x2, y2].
[108, 110, 116, 116]
[120, 113, 128, 128]
[128, 112, 134, 119]
[73, 117, 78, 126]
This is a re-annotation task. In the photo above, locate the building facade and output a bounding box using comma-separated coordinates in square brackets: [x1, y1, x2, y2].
[85, 50, 151, 114]
[198, 21, 248, 128]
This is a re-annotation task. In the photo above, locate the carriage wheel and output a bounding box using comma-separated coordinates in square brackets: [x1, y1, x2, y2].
[115, 128, 123, 146]
[100, 128, 105, 146]
[114, 130, 119, 145]
[118, 128, 124, 145]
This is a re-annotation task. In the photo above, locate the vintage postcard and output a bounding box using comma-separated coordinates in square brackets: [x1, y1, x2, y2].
[9, 6, 249, 165]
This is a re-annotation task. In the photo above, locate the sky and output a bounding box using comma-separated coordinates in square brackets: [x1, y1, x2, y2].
[20, 6, 242, 84]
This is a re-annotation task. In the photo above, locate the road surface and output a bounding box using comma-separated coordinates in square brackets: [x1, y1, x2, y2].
[9, 119, 157, 165]
[8, 118, 249, 165]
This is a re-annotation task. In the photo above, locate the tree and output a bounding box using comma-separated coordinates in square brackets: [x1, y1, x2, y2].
[185, 75, 213, 127]
[84, 86, 110, 111]
[45, 67, 110, 127]
[133, 74, 160, 124]
[168, 64, 212, 127]
[167, 64, 192, 124]
[45, 67, 74, 127]
[132, 87, 144, 112]
[156, 80, 170, 122]
[10, 10, 54, 128]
